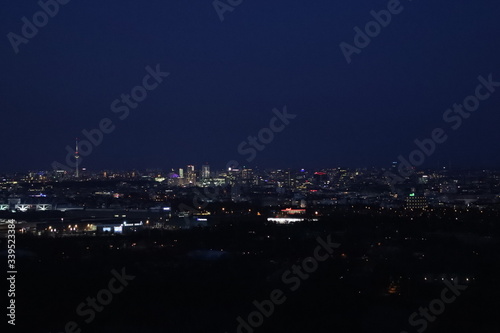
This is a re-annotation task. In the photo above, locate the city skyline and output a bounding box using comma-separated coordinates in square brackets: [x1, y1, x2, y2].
[2, 1, 500, 332]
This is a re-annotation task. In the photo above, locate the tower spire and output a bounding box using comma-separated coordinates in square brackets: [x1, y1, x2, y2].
[75, 138, 79, 178]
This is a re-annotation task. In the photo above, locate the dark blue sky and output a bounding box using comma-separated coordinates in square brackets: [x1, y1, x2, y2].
[1, 0, 499, 172]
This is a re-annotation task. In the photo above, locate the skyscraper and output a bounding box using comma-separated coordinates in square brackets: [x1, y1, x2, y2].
[202, 164, 210, 179]
[187, 165, 196, 184]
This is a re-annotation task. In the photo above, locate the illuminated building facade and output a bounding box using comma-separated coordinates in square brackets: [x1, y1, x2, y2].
[202, 164, 210, 179]
[406, 193, 428, 209]
[186, 165, 196, 184]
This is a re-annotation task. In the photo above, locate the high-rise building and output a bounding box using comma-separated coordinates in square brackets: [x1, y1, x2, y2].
[202, 164, 210, 179]
[187, 165, 196, 184]
[179, 168, 184, 179]
[241, 168, 254, 185]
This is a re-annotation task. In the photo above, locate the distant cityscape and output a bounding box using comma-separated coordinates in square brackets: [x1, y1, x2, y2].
[2, 164, 500, 332]
[1, 164, 499, 235]
[4, 0, 500, 331]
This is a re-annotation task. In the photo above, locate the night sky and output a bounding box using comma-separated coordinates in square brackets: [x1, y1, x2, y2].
[1, 0, 499, 172]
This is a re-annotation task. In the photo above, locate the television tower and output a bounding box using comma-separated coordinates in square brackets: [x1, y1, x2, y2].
[75, 138, 80, 178]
